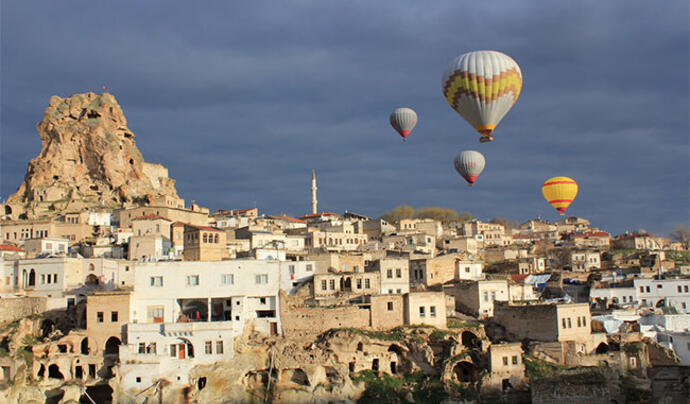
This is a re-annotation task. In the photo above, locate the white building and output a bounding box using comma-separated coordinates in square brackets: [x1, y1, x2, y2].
[590, 285, 637, 307]
[635, 278, 690, 312]
[119, 259, 284, 390]
[456, 260, 484, 281]
[657, 331, 690, 366]
[279, 260, 315, 294]
[23, 238, 69, 258]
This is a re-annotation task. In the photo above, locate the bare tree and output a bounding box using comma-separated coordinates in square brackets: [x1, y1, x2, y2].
[670, 225, 690, 249]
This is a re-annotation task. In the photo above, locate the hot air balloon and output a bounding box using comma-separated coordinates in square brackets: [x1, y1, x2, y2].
[542, 177, 578, 215]
[454, 150, 485, 186]
[442, 50, 522, 143]
[389, 108, 418, 141]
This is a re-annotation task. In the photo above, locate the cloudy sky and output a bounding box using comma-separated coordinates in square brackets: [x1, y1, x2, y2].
[1, 1, 688, 235]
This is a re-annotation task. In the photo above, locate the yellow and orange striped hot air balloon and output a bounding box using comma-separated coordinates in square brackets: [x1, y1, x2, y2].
[542, 177, 578, 215]
[442, 50, 522, 143]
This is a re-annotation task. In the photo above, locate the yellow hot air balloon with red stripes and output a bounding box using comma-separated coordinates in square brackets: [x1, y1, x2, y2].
[542, 177, 578, 215]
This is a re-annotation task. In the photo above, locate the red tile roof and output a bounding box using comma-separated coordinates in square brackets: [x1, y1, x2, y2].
[573, 231, 610, 238]
[300, 211, 340, 220]
[509, 274, 529, 282]
[0, 244, 23, 252]
[271, 215, 305, 223]
[185, 224, 223, 232]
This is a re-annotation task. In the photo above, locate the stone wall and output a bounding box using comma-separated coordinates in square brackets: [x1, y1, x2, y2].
[531, 378, 611, 404]
[493, 302, 559, 341]
[0, 297, 46, 326]
[280, 305, 370, 339]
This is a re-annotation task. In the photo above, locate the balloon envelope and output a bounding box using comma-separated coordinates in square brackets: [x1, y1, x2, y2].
[542, 176, 578, 215]
[454, 150, 486, 186]
[389, 108, 418, 140]
[442, 50, 522, 143]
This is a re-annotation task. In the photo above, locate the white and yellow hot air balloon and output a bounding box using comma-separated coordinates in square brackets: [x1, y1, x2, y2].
[442, 50, 522, 143]
[541, 176, 578, 215]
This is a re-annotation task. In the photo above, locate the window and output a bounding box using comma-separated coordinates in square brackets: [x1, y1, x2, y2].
[306, 264, 313, 272]
[685, 285, 689, 293]
[111, 312, 118, 322]
[41, 274, 45, 284]
[577, 317, 582, 327]
[388, 289, 393, 294]
[397, 289, 401, 294]
[503, 357, 508, 366]
[216, 341, 223, 354]
[255, 274, 268, 284]
[567, 318, 572, 328]
[562, 318, 567, 328]
[321, 280, 327, 291]
[221, 274, 234, 285]
[357, 279, 362, 289]
[329, 279, 335, 290]
[97, 312, 104, 323]
[53, 273, 58, 282]
[419, 306, 425, 317]
[205, 341, 212, 354]
[642, 299, 647, 306]
[387, 302, 394, 311]
[396, 268, 401, 278]
[147, 343, 157, 354]
[365, 279, 370, 289]
[288, 265, 295, 275]
[491, 291, 496, 301]
[150, 276, 163, 287]
[430, 306, 436, 317]
[657, 284, 663, 289]
[387, 269, 393, 279]
[138, 343, 146, 354]
[512, 356, 518, 365]
[465, 266, 470, 273]
[170, 344, 177, 357]
[683, 302, 687, 309]
[186, 275, 200, 286]
[483, 292, 489, 302]
[646, 286, 650, 292]
[147, 306, 164, 322]
[679, 286, 683, 293]
[260, 297, 266, 305]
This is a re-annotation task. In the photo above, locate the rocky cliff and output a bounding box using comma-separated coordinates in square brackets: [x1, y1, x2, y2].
[4, 92, 180, 219]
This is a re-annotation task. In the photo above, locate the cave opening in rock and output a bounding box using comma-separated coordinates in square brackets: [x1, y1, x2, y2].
[48, 364, 64, 379]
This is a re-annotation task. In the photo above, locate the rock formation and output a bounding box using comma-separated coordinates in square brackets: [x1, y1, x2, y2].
[3, 92, 180, 219]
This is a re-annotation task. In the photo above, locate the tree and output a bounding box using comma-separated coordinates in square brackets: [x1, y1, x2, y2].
[414, 207, 458, 221]
[379, 205, 414, 224]
[670, 225, 690, 249]
[490, 217, 520, 232]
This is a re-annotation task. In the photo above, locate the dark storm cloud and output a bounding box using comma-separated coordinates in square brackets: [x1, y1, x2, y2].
[2, 0, 688, 235]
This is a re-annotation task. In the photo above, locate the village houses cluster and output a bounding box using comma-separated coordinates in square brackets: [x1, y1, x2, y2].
[0, 185, 688, 396]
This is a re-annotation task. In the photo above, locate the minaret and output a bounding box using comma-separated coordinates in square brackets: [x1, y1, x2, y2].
[311, 170, 318, 214]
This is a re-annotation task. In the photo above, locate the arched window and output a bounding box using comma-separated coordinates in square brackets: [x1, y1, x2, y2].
[89, 263, 95, 272]
[214, 234, 219, 244]
[203, 233, 208, 243]
[29, 269, 36, 287]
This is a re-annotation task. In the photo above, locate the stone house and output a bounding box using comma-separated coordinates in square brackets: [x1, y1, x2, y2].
[493, 301, 604, 352]
[483, 342, 526, 394]
[183, 224, 226, 261]
[570, 250, 601, 271]
[403, 291, 447, 328]
[369, 258, 410, 295]
[448, 279, 537, 318]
